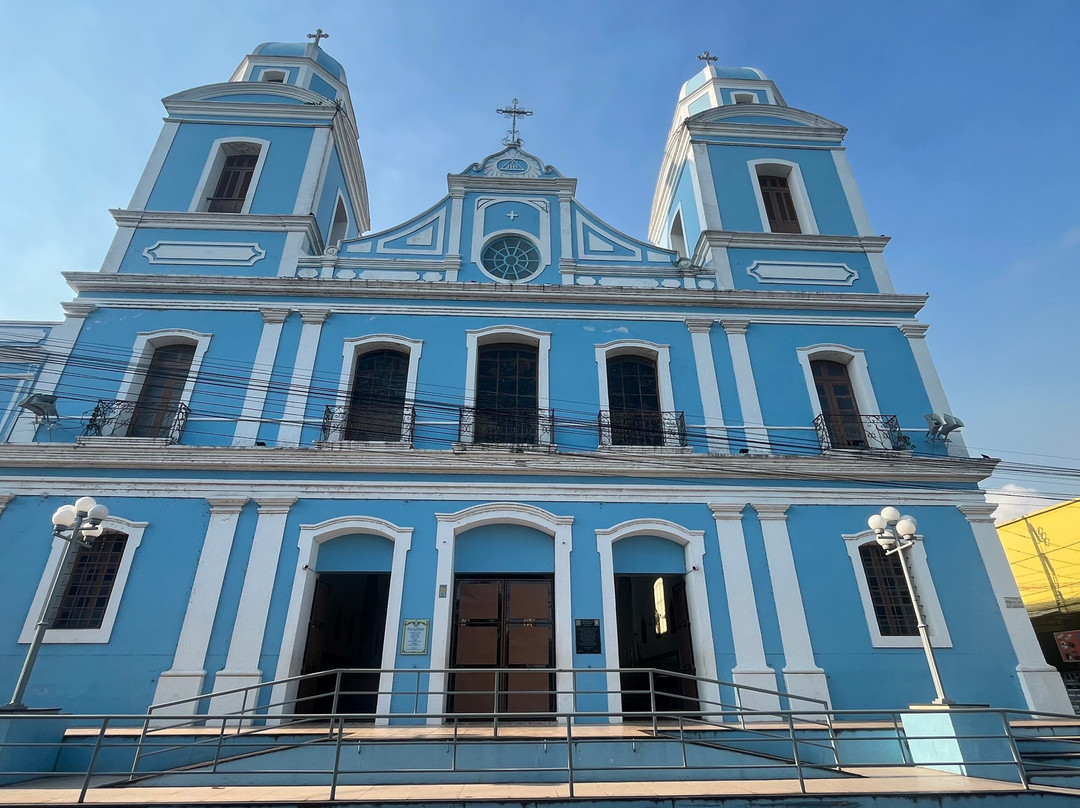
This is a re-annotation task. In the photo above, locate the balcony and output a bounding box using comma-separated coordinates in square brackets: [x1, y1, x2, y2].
[813, 413, 906, 452]
[458, 406, 554, 446]
[83, 399, 190, 444]
[320, 403, 416, 445]
[206, 196, 245, 213]
[598, 410, 687, 448]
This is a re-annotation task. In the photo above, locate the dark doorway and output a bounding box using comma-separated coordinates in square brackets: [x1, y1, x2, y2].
[811, 359, 867, 448]
[449, 577, 554, 717]
[615, 574, 699, 715]
[297, 572, 391, 716]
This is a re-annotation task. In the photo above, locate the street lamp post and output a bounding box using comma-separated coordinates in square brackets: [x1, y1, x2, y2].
[868, 506, 954, 706]
[2, 496, 109, 712]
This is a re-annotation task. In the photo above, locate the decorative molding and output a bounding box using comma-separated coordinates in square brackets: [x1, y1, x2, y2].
[703, 231, 890, 254]
[899, 323, 930, 339]
[260, 307, 290, 324]
[752, 503, 789, 520]
[747, 261, 857, 286]
[720, 318, 750, 336]
[143, 241, 267, 266]
[109, 210, 324, 254]
[63, 271, 930, 315]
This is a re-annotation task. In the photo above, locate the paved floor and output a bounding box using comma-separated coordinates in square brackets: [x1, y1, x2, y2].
[0, 768, 1035, 805]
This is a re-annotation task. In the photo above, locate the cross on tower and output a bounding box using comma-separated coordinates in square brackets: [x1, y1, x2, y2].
[697, 51, 718, 69]
[496, 98, 533, 146]
[307, 29, 329, 47]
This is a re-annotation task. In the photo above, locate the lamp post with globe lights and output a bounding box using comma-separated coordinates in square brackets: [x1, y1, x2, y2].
[2, 496, 109, 711]
[867, 506, 954, 706]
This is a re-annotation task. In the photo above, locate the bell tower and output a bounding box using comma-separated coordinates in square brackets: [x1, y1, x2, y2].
[649, 56, 895, 294]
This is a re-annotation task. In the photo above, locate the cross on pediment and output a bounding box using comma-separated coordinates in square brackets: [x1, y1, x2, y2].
[497, 98, 533, 146]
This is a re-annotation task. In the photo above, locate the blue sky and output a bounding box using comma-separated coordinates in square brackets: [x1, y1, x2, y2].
[1, 1, 1078, 512]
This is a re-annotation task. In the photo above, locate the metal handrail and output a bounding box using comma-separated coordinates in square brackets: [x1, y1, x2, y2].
[5, 705, 1076, 802]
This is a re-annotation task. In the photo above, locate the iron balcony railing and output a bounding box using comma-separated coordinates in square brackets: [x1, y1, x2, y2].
[320, 403, 416, 444]
[458, 406, 554, 445]
[813, 413, 904, 452]
[83, 400, 190, 444]
[205, 196, 245, 213]
[598, 409, 686, 448]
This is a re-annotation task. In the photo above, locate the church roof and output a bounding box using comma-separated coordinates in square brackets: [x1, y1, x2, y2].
[251, 42, 345, 79]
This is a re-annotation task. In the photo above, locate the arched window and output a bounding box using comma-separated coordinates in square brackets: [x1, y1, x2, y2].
[328, 194, 349, 246]
[128, 343, 195, 438]
[475, 343, 539, 443]
[191, 139, 268, 215]
[53, 531, 129, 630]
[669, 210, 688, 259]
[345, 349, 409, 441]
[749, 161, 817, 235]
[858, 543, 918, 637]
[810, 359, 865, 448]
[606, 355, 663, 446]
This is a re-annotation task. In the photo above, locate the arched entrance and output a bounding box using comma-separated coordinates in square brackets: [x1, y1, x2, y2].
[596, 519, 720, 720]
[270, 516, 412, 723]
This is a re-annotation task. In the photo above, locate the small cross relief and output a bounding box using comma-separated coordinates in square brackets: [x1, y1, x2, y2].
[506, 210, 519, 221]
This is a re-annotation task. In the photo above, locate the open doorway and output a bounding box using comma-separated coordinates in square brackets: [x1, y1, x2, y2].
[615, 574, 698, 714]
[297, 572, 391, 716]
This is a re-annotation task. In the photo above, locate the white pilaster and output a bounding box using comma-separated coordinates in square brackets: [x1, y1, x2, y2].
[720, 319, 770, 454]
[900, 323, 967, 455]
[685, 319, 728, 454]
[709, 504, 780, 714]
[153, 497, 248, 714]
[233, 308, 290, 446]
[559, 191, 574, 285]
[128, 120, 180, 210]
[690, 141, 724, 231]
[8, 304, 95, 443]
[293, 127, 332, 215]
[276, 309, 329, 448]
[960, 504, 1072, 714]
[830, 149, 875, 238]
[209, 497, 295, 715]
[752, 504, 831, 709]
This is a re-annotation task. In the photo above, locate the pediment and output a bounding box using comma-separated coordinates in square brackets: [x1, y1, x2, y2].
[689, 104, 845, 132]
[461, 145, 563, 179]
[164, 82, 331, 108]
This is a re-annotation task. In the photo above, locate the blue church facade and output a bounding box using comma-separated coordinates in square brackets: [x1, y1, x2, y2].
[0, 41, 1069, 721]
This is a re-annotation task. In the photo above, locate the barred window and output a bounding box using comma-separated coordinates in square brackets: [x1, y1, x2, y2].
[607, 355, 663, 446]
[346, 349, 409, 441]
[53, 532, 128, 631]
[859, 542, 918, 636]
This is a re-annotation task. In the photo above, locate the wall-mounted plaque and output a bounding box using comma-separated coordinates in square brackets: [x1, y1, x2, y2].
[400, 619, 430, 655]
[575, 618, 602, 655]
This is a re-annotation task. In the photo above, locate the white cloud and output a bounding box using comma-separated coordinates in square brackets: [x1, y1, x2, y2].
[984, 484, 1048, 524]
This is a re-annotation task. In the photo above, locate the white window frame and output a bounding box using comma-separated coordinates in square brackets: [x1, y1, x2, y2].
[463, 325, 551, 445]
[189, 137, 271, 214]
[269, 515, 413, 724]
[96, 329, 212, 438]
[19, 515, 149, 644]
[328, 334, 423, 443]
[595, 518, 721, 719]
[748, 159, 818, 235]
[842, 529, 952, 648]
[595, 340, 678, 448]
[796, 343, 889, 450]
[328, 190, 350, 247]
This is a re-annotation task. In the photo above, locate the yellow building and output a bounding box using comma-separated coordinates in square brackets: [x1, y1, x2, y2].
[998, 499, 1080, 704]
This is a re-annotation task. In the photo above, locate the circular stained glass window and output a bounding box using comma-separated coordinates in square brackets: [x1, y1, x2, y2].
[481, 236, 541, 282]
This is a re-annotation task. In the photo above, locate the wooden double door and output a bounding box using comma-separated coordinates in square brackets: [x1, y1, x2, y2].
[449, 577, 554, 716]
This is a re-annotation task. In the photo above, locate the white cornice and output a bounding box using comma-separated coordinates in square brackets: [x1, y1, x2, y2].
[446, 174, 579, 196]
[0, 443, 996, 484]
[688, 123, 846, 143]
[62, 272, 929, 314]
[703, 231, 890, 253]
[110, 210, 324, 252]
